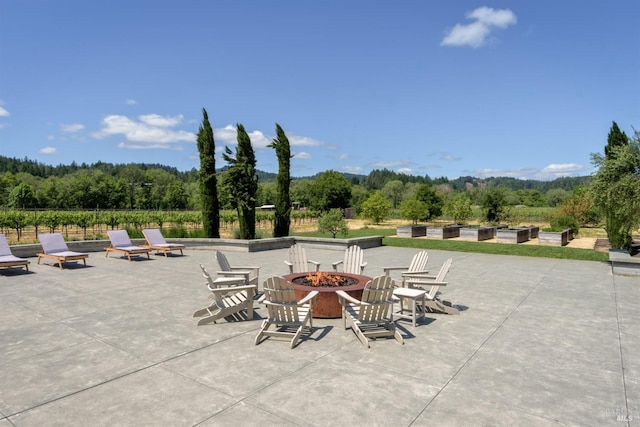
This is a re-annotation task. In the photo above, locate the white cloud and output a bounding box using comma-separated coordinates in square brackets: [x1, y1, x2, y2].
[94, 114, 196, 148]
[334, 153, 349, 160]
[441, 7, 517, 48]
[39, 147, 57, 154]
[293, 151, 311, 159]
[0, 106, 9, 117]
[397, 168, 413, 175]
[287, 133, 323, 147]
[213, 125, 281, 149]
[369, 160, 409, 168]
[117, 142, 184, 151]
[125, 99, 137, 105]
[139, 114, 183, 127]
[340, 166, 363, 174]
[430, 151, 462, 161]
[61, 123, 85, 133]
[473, 163, 591, 180]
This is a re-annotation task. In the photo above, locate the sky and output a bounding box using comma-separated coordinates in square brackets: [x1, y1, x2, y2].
[1, 1, 639, 180]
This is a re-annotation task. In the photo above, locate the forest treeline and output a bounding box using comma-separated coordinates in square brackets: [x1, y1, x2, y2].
[0, 155, 590, 211]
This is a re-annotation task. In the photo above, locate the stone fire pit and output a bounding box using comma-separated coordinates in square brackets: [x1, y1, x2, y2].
[284, 272, 371, 318]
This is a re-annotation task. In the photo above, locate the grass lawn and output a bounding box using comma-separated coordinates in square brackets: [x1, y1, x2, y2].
[297, 228, 609, 262]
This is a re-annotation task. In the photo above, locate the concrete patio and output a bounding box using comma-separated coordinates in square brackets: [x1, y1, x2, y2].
[0, 244, 637, 426]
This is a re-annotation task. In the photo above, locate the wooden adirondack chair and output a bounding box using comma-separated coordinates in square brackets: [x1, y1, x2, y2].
[255, 276, 318, 348]
[403, 258, 459, 315]
[336, 275, 403, 348]
[215, 250, 260, 286]
[193, 264, 257, 325]
[332, 245, 367, 274]
[382, 250, 429, 287]
[284, 244, 321, 274]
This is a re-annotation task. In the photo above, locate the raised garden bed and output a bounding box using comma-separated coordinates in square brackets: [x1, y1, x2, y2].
[609, 249, 640, 276]
[396, 225, 427, 238]
[459, 226, 496, 241]
[538, 229, 571, 247]
[496, 228, 530, 244]
[515, 225, 540, 240]
[426, 225, 462, 239]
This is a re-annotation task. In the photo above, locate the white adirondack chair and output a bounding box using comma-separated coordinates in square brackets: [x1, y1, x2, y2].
[403, 258, 459, 315]
[193, 264, 257, 325]
[332, 245, 367, 274]
[216, 250, 260, 287]
[336, 275, 403, 348]
[284, 244, 321, 274]
[255, 276, 318, 348]
[382, 250, 429, 287]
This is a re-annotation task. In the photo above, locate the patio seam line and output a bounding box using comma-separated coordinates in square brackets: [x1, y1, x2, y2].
[199, 344, 349, 426]
[612, 275, 631, 427]
[2, 325, 259, 419]
[407, 263, 550, 426]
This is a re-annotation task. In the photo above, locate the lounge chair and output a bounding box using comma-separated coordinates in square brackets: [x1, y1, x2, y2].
[336, 275, 403, 347]
[284, 244, 320, 274]
[215, 250, 259, 286]
[142, 228, 185, 257]
[255, 276, 318, 348]
[193, 264, 258, 325]
[105, 230, 151, 261]
[0, 234, 30, 271]
[383, 250, 429, 287]
[403, 258, 459, 315]
[332, 245, 367, 274]
[36, 233, 88, 269]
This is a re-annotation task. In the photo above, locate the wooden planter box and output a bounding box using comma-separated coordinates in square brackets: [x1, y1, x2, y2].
[515, 226, 540, 240]
[538, 229, 570, 247]
[459, 226, 496, 241]
[426, 225, 462, 239]
[396, 225, 427, 238]
[496, 228, 530, 243]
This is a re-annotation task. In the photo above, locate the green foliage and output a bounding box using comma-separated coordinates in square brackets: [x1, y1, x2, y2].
[415, 184, 443, 220]
[481, 187, 507, 223]
[443, 193, 473, 224]
[268, 123, 292, 237]
[317, 208, 349, 238]
[360, 191, 391, 224]
[590, 139, 640, 251]
[549, 216, 579, 234]
[197, 108, 220, 238]
[223, 124, 258, 239]
[399, 199, 429, 225]
[381, 180, 405, 209]
[8, 183, 37, 208]
[605, 121, 629, 159]
[309, 171, 352, 212]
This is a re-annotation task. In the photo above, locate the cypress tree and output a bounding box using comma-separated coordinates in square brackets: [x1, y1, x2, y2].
[196, 108, 220, 238]
[223, 124, 257, 239]
[605, 121, 629, 160]
[268, 123, 291, 237]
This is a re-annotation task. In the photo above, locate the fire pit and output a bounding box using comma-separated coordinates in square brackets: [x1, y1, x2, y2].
[284, 272, 371, 318]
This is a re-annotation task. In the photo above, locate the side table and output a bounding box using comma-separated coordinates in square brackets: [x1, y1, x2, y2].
[392, 287, 426, 327]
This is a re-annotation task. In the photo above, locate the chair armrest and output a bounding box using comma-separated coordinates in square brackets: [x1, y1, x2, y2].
[401, 270, 430, 277]
[335, 290, 361, 305]
[407, 280, 448, 287]
[360, 262, 368, 272]
[402, 272, 434, 280]
[209, 284, 257, 296]
[383, 266, 409, 275]
[332, 260, 343, 271]
[298, 290, 319, 305]
[232, 266, 260, 273]
[308, 260, 321, 272]
[217, 270, 251, 278]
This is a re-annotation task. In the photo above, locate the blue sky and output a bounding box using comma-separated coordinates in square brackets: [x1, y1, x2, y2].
[1, 1, 638, 180]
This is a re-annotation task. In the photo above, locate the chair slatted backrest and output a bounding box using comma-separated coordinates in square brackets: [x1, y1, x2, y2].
[408, 250, 429, 273]
[216, 250, 232, 272]
[358, 275, 395, 322]
[427, 258, 453, 298]
[288, 244, 309, 274]
[39, 233, 69, 254]
[108, 230, 133, 247]
[262, 276, 301, 324]
[343, 245, 364, 274]
[0, 234, 12, 257]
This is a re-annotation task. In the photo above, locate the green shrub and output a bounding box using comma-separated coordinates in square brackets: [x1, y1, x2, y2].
[550, 216, 579, 234]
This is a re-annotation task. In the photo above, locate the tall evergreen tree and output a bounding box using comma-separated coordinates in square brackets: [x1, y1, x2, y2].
[605, 121, 629, 159]
[196, 108, 220, 238]
[268, 123, 291, 237]
[223, 124, 258, 239]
